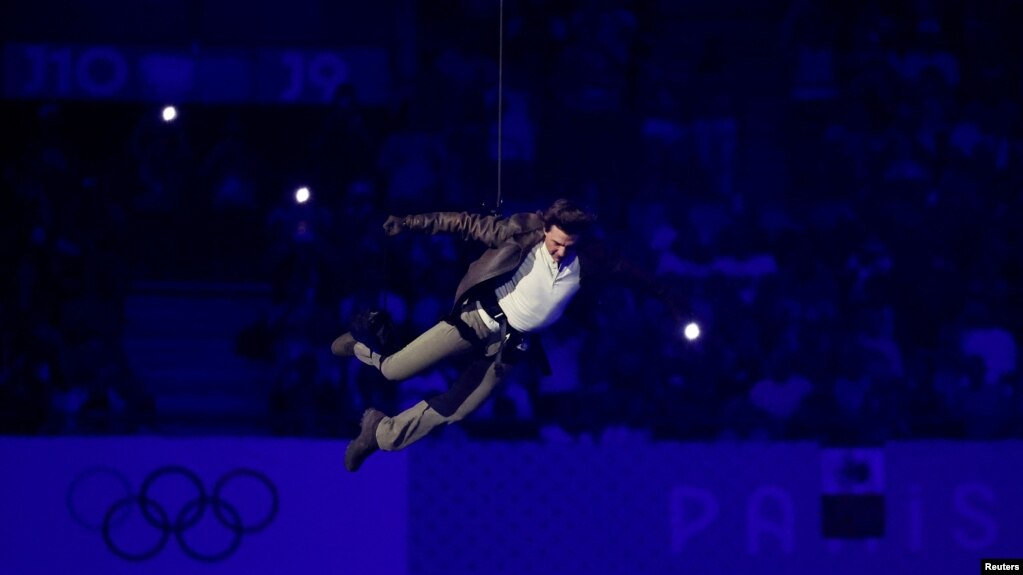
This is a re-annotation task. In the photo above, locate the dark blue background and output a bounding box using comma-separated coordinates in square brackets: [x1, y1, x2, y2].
[2, 0, 1021, 444]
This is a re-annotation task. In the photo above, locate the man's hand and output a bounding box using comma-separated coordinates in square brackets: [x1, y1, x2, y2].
[382, 215, 407, 236]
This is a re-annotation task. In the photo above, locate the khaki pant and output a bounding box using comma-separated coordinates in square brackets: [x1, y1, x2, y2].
[353, 307, 506, 451]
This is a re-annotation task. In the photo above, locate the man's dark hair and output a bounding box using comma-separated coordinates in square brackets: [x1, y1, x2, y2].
[542, 198, 597, 236]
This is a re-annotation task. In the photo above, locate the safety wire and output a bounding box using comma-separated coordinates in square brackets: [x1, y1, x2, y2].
[495, 0, 505, 213]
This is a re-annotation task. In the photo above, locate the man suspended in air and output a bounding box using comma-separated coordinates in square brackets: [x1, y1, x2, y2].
[332, 198, 681, 471]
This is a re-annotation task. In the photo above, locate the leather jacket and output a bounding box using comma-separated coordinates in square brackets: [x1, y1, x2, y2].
[405, 211, 549, 310]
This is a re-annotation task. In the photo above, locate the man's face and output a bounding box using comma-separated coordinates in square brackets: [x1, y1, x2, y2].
[544, 225, 580, 264]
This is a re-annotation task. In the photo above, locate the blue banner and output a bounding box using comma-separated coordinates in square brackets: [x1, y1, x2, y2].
[2, 43, 391, 105]
[2, 438, 1020, 574]
[406, 441, 1023, 575]
[0, 437, 408, 575]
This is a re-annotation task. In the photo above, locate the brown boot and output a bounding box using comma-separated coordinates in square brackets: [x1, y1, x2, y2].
[344, 408, 386, 472]
[330, 333, 357, 357]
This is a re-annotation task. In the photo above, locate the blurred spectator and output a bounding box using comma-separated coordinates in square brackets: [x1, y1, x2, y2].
[309, 83, 378, 195]
[201, 111, 260, 213]
[960, 324, 1017, 388]
[127, 106, 193, 213]
[748, 365, 813, 435]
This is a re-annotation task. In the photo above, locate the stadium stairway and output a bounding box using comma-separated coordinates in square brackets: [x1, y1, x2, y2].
[122, 281, 274, 435]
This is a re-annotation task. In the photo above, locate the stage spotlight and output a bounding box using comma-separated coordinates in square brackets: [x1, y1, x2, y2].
[161, 105, 177, 122]
[295, 186, 311, 204]
[683, 322, 701, 341]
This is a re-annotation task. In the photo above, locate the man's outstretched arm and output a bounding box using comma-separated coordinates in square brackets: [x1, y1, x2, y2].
[382, 211, 541, 247]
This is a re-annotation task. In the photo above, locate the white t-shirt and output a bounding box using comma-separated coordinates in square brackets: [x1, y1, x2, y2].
[478, 242, 581, 333]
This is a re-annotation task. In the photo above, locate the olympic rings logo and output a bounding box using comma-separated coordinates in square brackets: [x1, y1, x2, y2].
[67, 465, 279, 562]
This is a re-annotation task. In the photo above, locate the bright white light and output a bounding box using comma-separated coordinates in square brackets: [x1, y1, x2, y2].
[683, 322, 701, 341]
[295, 186, 311, 204]
[161, 106, 177, 122]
